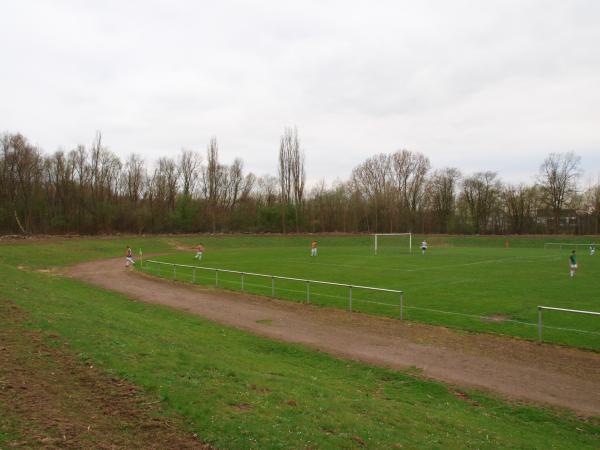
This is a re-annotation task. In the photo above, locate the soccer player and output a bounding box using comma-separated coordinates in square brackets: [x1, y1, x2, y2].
[125, 246, 135, 267]
[310, 240, 318, 257]
[195, 244, 204, 261]
[421, 240, 428, 255]
[569, 250, 577, 278]
[590, 245, 596, 256]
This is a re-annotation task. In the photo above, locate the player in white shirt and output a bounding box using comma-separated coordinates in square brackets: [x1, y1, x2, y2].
[421, 240, 428, 255]
[125, 246, 135, 267]
[590, 245, 596, 256]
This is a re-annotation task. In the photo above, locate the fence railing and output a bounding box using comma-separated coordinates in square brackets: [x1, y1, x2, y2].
[144, 260, 405, 319]
[537, 306, 600, 342]
[140, 260, 599, 347]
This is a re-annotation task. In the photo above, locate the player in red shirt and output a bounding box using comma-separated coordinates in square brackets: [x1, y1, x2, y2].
[195, 244, 204, 261]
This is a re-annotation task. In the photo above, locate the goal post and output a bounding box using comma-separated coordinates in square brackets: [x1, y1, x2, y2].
[374, 233, 412, 255]
[544, 242, 597, 250]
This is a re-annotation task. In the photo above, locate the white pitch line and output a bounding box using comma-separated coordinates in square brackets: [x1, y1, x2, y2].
[395, 253, 565, 273]
[406, 277, 476, 290]
[287, 260, 420, 271]
[285, 253, 563, 274]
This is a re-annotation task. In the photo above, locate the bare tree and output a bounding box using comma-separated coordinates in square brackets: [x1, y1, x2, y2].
[290, 130, 306, 231]
[580, 178, 600, 234]
[461, 171, 501, 233]
[124, 154, 145, 204]
[538, 152, 581, 232]
[278, 136, 292, 208]
[390, 150, 430, 229]
[428, 168, 460, 233]
[0, 133, 43, 232]
[44, 150, 77, 231]
[278, 127, 304, 232]
[158, 157, 179, 211]
[203, 137, 223, 232]
[69, 144, 89, 230]
[503, 184, 539, 234]
[178, 149, 201, 198]
[240, 172, 256, 202]
[225, 158, 244, 211]
[256, 175, 279, 207]
[351, 154, 393, 232]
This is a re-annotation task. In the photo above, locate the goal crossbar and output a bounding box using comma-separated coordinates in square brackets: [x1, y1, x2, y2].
[374, 233, 412, 255]
[544, 242, 597, 249]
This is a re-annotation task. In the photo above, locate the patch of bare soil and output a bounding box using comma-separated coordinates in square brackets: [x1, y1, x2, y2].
[66, 258, 600, 417]
[166, 239, 195, 252]
[481, 314, 511, 323]
[0, 299, 211, 449]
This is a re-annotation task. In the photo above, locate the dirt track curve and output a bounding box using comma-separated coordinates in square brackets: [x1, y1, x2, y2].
[66, 258, 600, 416]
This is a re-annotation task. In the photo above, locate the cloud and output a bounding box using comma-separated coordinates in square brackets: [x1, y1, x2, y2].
[1, 0, 598, 184]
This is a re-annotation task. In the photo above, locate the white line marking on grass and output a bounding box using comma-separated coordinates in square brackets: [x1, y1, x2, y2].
[406, 277, 475, 290]
[285, 253, 562, 274]
[286, 258, 421, 271]
[403, 254, 563, 273]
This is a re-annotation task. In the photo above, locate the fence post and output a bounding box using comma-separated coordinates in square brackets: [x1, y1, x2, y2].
[400, 292, 404, 320]
[349, 286, 352, 312]
[192, 268, 196, 284]
[538, 307, 542, 342]
[306, 281, 310, 304]
[241, 273, 245, 292]
[271, 277, 275, 297]
[172, 264, 176, 281]
[215, 269, 219, 287]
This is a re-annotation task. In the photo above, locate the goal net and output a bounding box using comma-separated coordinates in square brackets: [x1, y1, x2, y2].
[374, 233, 412, 255]
[544, 242, 597, 250]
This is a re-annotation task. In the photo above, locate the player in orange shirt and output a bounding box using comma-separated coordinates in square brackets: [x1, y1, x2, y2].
[310, 240, 318, 257]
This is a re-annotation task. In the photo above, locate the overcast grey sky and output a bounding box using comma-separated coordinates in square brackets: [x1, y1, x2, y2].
[1, 0, 599, 184]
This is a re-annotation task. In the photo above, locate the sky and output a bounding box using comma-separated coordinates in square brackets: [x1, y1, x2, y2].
[1, 0, 599, 186]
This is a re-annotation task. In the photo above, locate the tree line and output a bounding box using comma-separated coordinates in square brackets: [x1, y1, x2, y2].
[1, 130, 599, 235]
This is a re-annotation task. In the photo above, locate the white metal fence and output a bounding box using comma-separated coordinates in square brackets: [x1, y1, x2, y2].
[140, 260, 600, 347]
[537, 306, 600, 342]
[143, 259, 405, 319]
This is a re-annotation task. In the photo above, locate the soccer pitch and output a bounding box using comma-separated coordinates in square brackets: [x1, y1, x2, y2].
[142, 235, 600, 349]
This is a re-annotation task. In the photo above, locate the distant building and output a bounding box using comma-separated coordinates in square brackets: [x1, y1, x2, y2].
[535, 209, 578, 227]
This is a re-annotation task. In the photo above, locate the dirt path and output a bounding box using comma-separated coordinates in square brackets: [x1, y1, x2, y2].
[66, 258, 600, 417]
[0, 299, 211, 449]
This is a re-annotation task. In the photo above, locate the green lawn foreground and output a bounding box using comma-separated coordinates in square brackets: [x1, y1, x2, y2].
[0, 237, 598, 448]
[144, 235, 600, 349]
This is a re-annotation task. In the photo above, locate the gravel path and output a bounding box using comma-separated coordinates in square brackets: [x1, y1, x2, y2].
[66, 258, 600, 416]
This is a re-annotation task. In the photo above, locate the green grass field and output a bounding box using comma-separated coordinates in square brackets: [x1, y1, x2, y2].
[139, 235, 600, 350]
[1, 236, 599, 448]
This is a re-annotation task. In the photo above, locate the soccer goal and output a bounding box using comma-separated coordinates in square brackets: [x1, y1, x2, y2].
[543, 242, 597, 250]
[374, 233, 412, 255]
